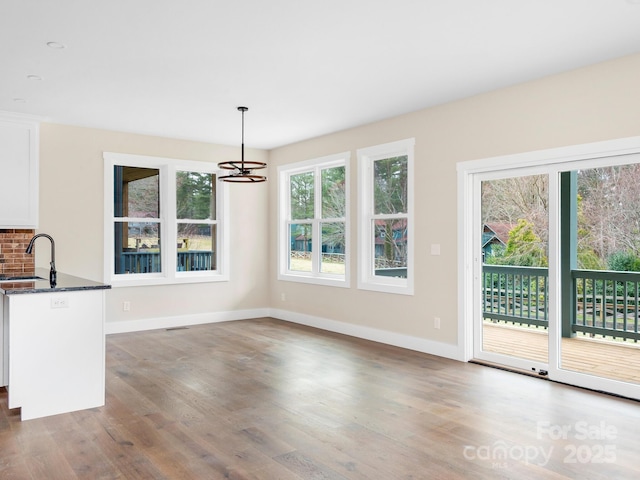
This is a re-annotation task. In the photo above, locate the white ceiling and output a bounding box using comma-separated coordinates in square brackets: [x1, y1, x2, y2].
[2, 0, 640, 149]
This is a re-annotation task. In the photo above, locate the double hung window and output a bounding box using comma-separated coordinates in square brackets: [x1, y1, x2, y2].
[104, 152, 228, 286]
[357, 138, 414, 295]
[278, 152, 349, 287]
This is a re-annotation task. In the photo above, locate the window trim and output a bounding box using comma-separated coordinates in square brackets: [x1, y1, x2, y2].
[357, 138, 415, 295]
[277, 152, 350, 287]
[104, 152, 229, 287]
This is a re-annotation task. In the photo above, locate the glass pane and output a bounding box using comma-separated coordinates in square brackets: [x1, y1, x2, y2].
[177, 224, 215, 271]
[114, 166, 159, 218]
[290, 171, 314, 220]
[480, 174, 549, 365]
[576, 164, 640, 271]
[114, 221, 161, 274]
[176, 171, 215, 220]
[321, 166, 345, 218]
[373, 218, 407, 278]
[374, 156, 408, 215]
[321, 222, 345, 274]
[559, 165, 640, 385]
[289, 223, 312, 272]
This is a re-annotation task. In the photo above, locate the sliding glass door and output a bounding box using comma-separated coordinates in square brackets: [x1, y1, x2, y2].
[554, 163, 640, 395]
[474, 170, 550, 374]
[462, 142, 640, 400]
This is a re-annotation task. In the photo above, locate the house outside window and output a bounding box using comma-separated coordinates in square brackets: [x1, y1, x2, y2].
[104, 152, 228, 286]
[357, 138, 414, 295]
[278, 152, 350, 287]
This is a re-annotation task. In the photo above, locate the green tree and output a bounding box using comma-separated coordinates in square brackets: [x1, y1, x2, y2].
[607, 251, 640, 272]
[490, 219, 548, 267]
[176, 172, 214, 220]
[374, 156, 408, 264]
[321, 166, 346, 251]
[374, 156, 407, 214]
[290, 171, 314, 220]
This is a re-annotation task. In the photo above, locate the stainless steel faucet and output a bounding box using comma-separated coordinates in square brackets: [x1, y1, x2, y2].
[26, 233, 57, 287]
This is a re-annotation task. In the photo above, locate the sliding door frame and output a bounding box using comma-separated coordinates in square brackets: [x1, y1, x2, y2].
[470, 166, 553, 374]
[457, 136, 640, 400]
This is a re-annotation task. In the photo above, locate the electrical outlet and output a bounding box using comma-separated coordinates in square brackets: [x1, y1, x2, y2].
[123, 301, 131, 311]
[51, 297, 69, 309]
[281, 293, 286, 301]
[434, 317, 441, 329]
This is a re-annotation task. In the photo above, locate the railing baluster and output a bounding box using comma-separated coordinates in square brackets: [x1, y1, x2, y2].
[517, 273, 523, 321]
[611, 279, 617, 336]
[582, 277, 587, 325]
[543, 274, 547, 328]
[623, 280, 628, 335]
[591, 278, 597, 329]
[529, 274, 535, 321]
[492, 272, 497, 314]
[509, 272, 514, 323]
[636, 280, 639, 342]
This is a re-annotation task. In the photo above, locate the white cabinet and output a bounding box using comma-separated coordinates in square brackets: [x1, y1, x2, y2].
[6, 290, 105, 420]
[0, 113, 39, 228]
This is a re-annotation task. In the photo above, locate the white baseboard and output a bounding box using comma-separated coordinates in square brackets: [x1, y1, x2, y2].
[105, 308, 270, 335]
[269, 308, 464, 361]
[105, 307, 463, 362]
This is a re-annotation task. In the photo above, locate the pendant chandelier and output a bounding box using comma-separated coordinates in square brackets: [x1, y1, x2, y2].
[218, 106, 267, 183]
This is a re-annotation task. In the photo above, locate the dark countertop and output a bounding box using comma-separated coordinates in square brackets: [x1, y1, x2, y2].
[0, 268, 111, 295]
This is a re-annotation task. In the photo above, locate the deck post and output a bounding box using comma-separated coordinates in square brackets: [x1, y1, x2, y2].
[560, 171, 577, 338]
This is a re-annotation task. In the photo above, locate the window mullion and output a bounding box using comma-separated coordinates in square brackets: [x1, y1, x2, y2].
[313, 166, 322, 274]
[164, 165, 176, 278]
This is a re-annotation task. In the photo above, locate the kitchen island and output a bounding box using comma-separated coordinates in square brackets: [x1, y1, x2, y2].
[1, 268, 110, 420]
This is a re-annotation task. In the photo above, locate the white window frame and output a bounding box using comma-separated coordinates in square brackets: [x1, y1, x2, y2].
[278, 152, 350, 287]
[104, 152, 229, 287]
[357, 138, 414, 295]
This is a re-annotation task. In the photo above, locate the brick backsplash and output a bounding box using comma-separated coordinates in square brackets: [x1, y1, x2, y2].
[0, 229, 36, 276]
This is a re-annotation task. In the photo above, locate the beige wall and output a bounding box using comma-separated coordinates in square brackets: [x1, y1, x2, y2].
[38, 124, 269, 330]
[268, 53, 640, 346]
[33, 52, 640, 346]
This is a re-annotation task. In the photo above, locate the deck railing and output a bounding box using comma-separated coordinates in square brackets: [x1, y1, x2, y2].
[572, 269, 640, 341]
[482, 265, 548, 328]
[120, 251, 213, 273]
[482, 264, 640, 342]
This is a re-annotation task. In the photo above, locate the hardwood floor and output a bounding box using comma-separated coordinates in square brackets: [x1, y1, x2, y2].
[1, 317, 639, 479]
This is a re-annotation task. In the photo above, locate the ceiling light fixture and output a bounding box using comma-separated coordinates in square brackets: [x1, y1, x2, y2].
[218, 106, 267, 183]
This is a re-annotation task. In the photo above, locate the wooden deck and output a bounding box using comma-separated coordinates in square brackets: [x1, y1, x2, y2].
[483, 322, 640, 384]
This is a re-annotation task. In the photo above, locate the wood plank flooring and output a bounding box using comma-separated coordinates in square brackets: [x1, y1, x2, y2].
[1, 317, 639, 479]
[483, 323, 640, 383]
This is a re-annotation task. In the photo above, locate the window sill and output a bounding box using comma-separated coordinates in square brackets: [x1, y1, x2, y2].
[357, 280, 414, 296]
[278, 272, 350, 288]
[108, 273, 229, 288]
